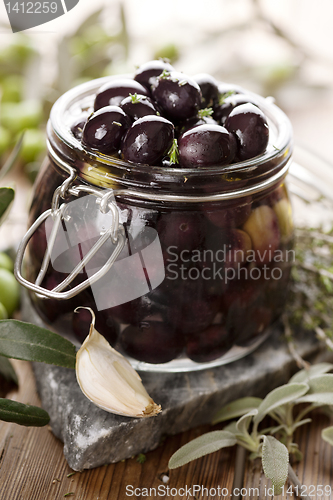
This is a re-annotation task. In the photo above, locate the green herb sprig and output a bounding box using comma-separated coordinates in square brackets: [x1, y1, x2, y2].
[136, 453, 146, 464]
[218, 90, 236, 106]
[197, 107, 214, 119]
[286, 228, 333, 350]
[167, 138, 179, 166]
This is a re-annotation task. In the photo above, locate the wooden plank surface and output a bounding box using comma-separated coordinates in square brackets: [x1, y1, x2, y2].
[0, 360, 332, 500]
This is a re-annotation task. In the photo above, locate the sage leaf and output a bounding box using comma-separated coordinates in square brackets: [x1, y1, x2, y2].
[212, 397, 262, 424]
[0, 398, 50, 426]
[236, 409, 258, 435]
[254, 383, 309, 424]
[292, 419, 312, 432]
[223, 421, 238, 434]
[266, 424, 287, 435]
[168, 431, 237, 469]
[289, 363, 333, 384]
[0, 320, 76, 369]
[322, 426, 333, 446]
[0, 357, 18, 385]
[0, 187, 15, 224]
[262, 435, 289, 495]
[296, 374, 333, 405]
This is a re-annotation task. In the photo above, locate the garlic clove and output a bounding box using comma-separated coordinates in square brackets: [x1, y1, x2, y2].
[75, 308, 161, 418]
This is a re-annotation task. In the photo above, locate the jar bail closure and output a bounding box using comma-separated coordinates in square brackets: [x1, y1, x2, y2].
[14, 144, 126, 301]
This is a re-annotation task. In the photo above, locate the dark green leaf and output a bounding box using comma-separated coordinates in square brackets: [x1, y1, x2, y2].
[0, 398, 50, 426]
[212, 397, 262, 424]
[0, 357, 18, 385]
[262, 435, 289, 495]
[0, 187, 15, 224]
[168, 431, 237, 469]
[0, 133, 24, 180]
[0, 320, 76, 369]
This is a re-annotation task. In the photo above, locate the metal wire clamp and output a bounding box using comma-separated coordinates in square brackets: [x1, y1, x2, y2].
[14, 168, 126, 301]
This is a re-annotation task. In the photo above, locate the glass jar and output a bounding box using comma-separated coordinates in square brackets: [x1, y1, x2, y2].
[15, 76, 294, 372]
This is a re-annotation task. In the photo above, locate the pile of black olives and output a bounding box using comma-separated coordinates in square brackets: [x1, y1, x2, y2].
[71, 60, 270, 168]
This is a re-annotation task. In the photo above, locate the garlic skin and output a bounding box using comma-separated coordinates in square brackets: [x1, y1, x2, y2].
[75, 308, 161, 418]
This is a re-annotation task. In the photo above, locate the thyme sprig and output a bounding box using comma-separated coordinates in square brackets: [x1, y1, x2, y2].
[167, 138, 179, 166]
[218, 89, 236, 106]
[286, 227, 333, 348]
[198, 107, 214, 119]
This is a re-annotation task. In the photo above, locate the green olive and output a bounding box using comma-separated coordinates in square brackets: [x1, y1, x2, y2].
[0, 126, 11, 156]
[0, 252, 14, 272]
[0, 75, 22, 103]
[0, 301, 8, 320]
[0, 268, 20, 317]
[20, 129, 45, 163]
[1, 101, 43, 134]
[0, 35, 36, 66]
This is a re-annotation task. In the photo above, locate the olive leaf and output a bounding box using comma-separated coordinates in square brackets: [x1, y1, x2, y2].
[0, 187, 15, 224]
[0, 320, 76, 369]
[212, 397, 262, 424]
[168, 431, 237, 469]
[0, 133, 24, 180]
[296, 375, 333, 405]
[0, 357, 18, 385]
[261, 435, 289, 495]
[73, 8, 103, 37]
[289, 363, 333, 384]
[0, 398, 50, 427]
[321, 426, 333, 446]
[254, 383, 309, 424]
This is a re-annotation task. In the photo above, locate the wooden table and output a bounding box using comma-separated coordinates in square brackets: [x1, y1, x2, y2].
[1, 359, 332, 500]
